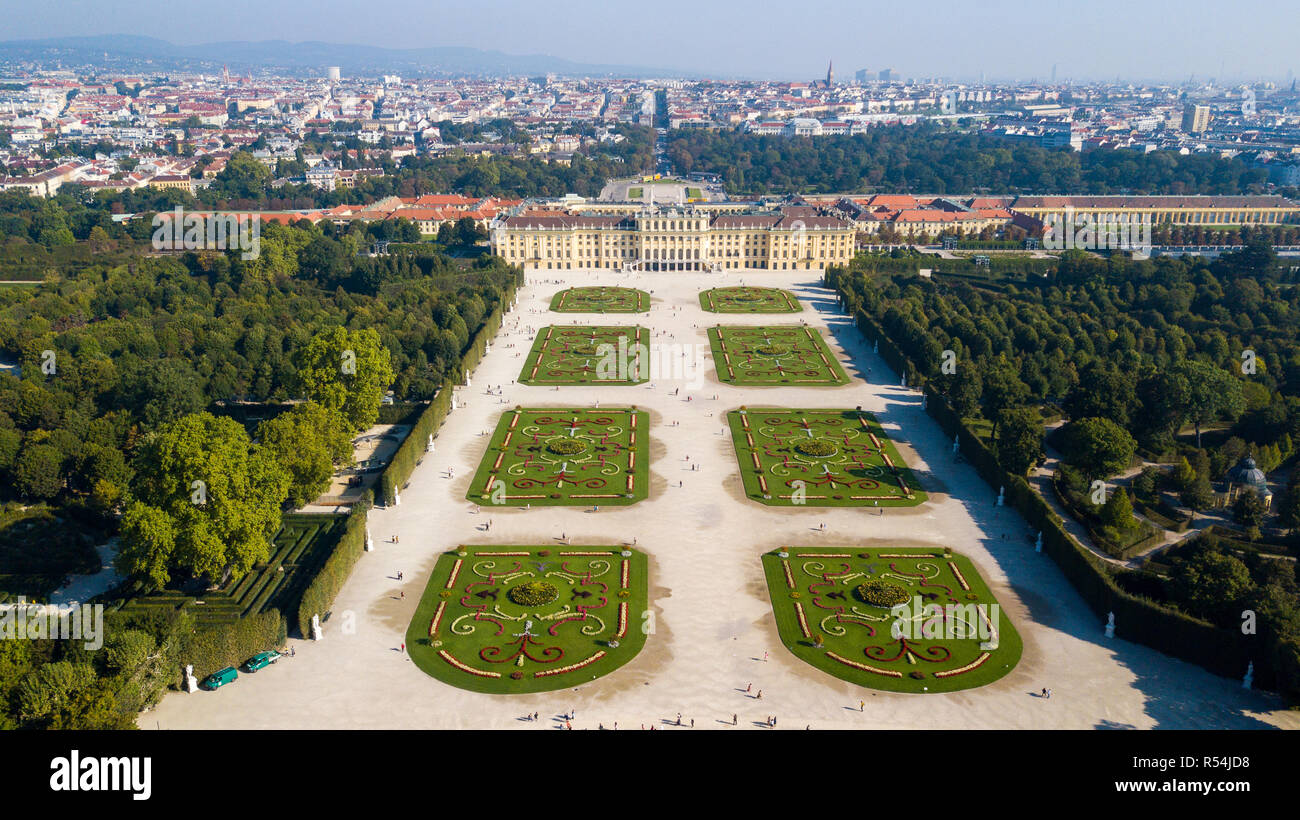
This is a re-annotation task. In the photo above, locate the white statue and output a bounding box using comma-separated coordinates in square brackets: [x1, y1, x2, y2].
[365, 529, 374, 552]
[873, 340, 879, 353]
[901, 374, 907, 388]
[465, 373, 472, 387]
[1104, 612, 1115, 639]
[1035, 531, 1043, 553]
[426, 434, 434, 453]
[921, 393, 927, 410]
[311, 614, 323, 641]
[183, 664, 198, 693]
[1243, 661, 1254, 690]
[996, 485, 1005, 506]
[451, 394, 458, 411]
[952, 435, 959, 455]
[393, 491, 401, 507]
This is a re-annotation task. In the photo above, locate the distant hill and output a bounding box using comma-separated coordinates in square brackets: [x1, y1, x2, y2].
[0, 34, 688, 79]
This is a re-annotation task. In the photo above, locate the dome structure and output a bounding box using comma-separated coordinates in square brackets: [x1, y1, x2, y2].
[1227, 456, 1269, 494]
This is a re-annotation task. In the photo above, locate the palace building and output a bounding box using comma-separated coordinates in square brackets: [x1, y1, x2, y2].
[491, 206, 855, 272]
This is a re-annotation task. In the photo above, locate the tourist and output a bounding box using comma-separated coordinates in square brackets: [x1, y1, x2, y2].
[746, 683, 752, 692]
[732, 714, 738, 725]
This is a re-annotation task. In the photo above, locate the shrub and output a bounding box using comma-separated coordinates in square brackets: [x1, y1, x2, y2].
[546, 438, 588, 456]
[795, 440, 837, 457]
[855, 579, 909, 607]
[508, 581, 558, 606]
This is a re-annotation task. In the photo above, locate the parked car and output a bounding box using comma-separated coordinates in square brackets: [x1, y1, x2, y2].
[202, 667, 238, 690]
[244, 651, 281, 672]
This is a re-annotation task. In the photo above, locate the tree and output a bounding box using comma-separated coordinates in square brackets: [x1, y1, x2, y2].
[116, 412, 289, 586]
[294, 327, 395, 432]
[13, 443, 63, 499]
[1275, 483, 1300, 533]
[1169, 547, 1254, 623]
[981, 358, 1030, 423]
[1059, 417, 1137, 481]
[212, 150, 271, 199]
[257, 402, 354, 508]
[1100, 487, 1138, 531]
[1181, 470, 1216, 512]
[1064, 362, 1138, 428]
[1175, 360, 1247, 448]
[1233, 488, 1267, 530]
[994, 407, 1043, 476]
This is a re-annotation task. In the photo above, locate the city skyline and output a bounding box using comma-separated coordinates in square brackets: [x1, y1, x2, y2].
[0, 0, 1296, 83]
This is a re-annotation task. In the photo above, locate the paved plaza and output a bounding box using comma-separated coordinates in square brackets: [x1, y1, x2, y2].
[142, 269, 1300, 730]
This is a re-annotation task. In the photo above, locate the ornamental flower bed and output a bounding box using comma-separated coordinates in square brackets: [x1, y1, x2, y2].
[708, 325, 850, 386]
[728, 409, 928, 508]
[406, 546, 651, 694]
[760, 547, 1022, 693]
[549, 286, 651, 313]
[467, 408, 650, 507]
[519, 325, 650, 385]
[699, 286, 803, 314]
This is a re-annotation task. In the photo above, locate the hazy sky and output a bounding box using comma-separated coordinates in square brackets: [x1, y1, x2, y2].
[0, 0, 1295, 82]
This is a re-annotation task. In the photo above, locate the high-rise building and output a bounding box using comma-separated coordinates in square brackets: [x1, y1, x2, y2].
[327, 66, 341, 82]
[878, 68, 894, 83]
[1181, 103, 1211, 133]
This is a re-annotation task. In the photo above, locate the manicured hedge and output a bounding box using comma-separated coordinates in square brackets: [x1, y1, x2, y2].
[377, 277, 519, 506]
[829, 272, 1266, 687]
[295, 492, 371, 638]
[180, 609, 287, 683]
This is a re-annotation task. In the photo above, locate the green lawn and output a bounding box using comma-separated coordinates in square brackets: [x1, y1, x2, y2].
[520, 325, 649, 386]
[467, 407, 649, 506]
[699, 286, 802, 314]
[686, 188, 703, 200]
[708, 325, 850, 386]
[729, 408, 927, 507]
[627, 187, 643, 199]
[406, 545, 649, 693]
[762, 547, 1021, 693]
[549, 286, 650, 313]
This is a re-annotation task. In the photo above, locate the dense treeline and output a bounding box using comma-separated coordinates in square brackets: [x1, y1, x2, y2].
[833, 242, 1300, 697]
[0, 221, 517, 511]
[0, 211, 523, 727]
[665, 125, 1271, 195]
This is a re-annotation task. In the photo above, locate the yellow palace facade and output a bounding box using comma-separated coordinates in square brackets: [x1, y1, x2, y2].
[491, 206, 856, 272]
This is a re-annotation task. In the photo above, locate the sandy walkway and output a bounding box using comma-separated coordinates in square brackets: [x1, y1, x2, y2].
[140, 270, 1299, 730]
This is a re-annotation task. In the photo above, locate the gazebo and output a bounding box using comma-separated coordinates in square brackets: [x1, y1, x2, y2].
[1219, 455, 1272, 510]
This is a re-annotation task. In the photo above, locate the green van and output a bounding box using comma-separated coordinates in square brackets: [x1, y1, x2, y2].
[202, 667, 238, 690]
[244, 651, 280, 672]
